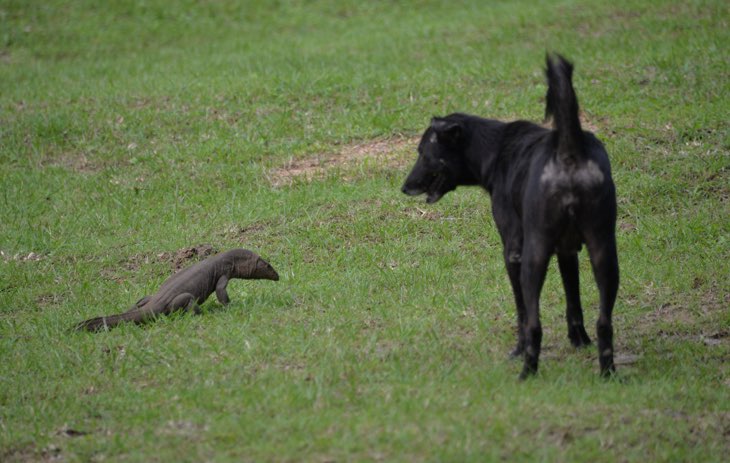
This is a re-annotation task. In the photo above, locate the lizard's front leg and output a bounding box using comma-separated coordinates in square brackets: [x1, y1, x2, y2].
[215, 275, 230, 305]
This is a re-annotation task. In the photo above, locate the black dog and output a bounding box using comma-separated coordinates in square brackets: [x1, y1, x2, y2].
[402, 54, 619, 379]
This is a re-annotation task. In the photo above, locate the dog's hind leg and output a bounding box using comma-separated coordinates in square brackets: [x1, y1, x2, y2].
[557, 253, 592, 348]
[585, 233, 620, 377]
[518, 237, 553, 380]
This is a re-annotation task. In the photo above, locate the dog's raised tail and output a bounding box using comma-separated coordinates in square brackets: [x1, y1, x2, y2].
[545, 53, 583, 163]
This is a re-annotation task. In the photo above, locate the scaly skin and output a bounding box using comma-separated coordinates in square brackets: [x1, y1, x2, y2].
[74, 249, 279, 332]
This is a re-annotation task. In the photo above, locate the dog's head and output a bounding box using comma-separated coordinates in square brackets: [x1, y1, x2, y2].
[401, 116, 473, 204]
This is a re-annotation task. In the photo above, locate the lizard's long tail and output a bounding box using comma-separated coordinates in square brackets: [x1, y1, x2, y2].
[74, 312, 142, 332]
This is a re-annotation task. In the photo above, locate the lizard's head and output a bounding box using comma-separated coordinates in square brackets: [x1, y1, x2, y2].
[231, 249, 280, 281]
[252, 256, 280, 281]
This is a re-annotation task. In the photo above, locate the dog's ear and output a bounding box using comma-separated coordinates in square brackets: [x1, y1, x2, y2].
[430, 117, 462, 143]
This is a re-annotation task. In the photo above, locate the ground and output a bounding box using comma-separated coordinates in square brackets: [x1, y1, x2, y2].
[1, 0, 728, 461]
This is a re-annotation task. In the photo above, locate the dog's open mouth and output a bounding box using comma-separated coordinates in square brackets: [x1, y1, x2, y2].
[402, 171, 451, 204]
[425, 174, 447, 204]
[426, 175, 445, 204]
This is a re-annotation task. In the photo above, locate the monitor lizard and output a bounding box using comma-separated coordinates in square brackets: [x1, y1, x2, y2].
[74, 248, 279, 331]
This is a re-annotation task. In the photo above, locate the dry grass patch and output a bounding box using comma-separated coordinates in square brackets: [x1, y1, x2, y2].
[1, 250, 44, 262]
[267, 135, 419, 187]
[100, 244, 218, 282]
[126, 244, 218, 272]
[42, 149, 105, 174]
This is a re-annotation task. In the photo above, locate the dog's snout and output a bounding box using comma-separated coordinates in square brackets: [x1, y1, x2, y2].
[401, 182, 423, 196]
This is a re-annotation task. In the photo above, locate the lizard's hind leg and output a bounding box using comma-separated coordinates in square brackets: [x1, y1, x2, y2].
[168, 293, 202, 315]
[122, 295, 151, 313]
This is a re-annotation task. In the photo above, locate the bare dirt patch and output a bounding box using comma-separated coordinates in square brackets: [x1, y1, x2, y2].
[267, 135, 419, 187]
[1, 250, 44, 262]
[2, 443, 63, 463]
[56, 426, 90, 438]
[103, 244, 218, 281]
[157, 420, 208, 438]
[36, 293, 64, 307]
[642, 301, 697, 327]
[165, 244, 218, 271]
[43, 150, 105, 174]
[579, 111, 614, 135]
[149, 244, 217, 271]
[221, 222, 271, 242]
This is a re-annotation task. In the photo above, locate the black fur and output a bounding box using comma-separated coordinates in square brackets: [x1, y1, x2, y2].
[402, 54, 619, 379]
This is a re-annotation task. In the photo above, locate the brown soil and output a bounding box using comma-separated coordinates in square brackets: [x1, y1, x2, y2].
[107, 244, 219, 280]
[268, 135, 419, 187]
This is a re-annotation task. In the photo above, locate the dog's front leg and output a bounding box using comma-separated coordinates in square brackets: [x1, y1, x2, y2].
[519, 239, 552, 380]
[505, 257, 526, 357]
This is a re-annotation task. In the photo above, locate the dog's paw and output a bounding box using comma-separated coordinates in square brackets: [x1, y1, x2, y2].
[518, 366, 537, 381]
[518, 353, 539, 380]
[509, 344, 525, 359]
[600, 366, 617, 380]
[599, 355, 616, 379]
[568, 325, 592, 348]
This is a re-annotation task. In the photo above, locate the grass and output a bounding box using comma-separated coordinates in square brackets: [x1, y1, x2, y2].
[1, 0, 728, 461]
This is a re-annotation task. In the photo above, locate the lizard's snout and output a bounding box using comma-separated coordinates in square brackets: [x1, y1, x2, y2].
[255, 258, 280, 281]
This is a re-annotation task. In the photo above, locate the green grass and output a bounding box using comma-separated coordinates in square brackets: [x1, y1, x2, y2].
[1, 0, 728, 461]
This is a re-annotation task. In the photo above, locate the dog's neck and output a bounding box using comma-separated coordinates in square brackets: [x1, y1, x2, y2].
[463, 120, 506, 193]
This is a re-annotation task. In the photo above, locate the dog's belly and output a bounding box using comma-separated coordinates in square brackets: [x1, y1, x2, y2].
[556, 222, 583, 253]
